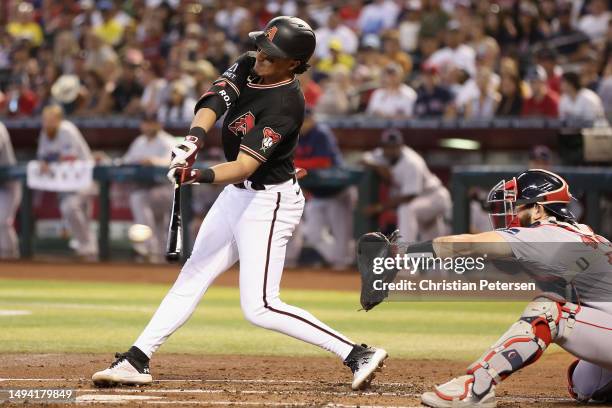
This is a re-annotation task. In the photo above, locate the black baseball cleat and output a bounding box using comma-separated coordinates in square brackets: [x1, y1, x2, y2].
[344, 344, 388, 390]
[92, 347, 152, 387]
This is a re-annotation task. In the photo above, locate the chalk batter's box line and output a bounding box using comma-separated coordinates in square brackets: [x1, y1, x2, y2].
[0, 381, 576, 403]
[0, 378, 411, 386]
[0, 379, 575, 405]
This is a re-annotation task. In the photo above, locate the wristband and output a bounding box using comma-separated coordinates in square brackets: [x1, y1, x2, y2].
[405, 240, 436, 257]
[199, 168, 215, 184]
[188, 126, 207, 148]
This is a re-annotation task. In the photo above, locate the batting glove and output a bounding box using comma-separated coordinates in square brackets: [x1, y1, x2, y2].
[167, 166, 201, 185]
[169, 136, 201, 170]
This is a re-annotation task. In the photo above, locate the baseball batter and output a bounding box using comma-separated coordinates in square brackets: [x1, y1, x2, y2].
[93, 16, 387, 390]
[0, 121, 21, 259]
[411, 169, 612, 407]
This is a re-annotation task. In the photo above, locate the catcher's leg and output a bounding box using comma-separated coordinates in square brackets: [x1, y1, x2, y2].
[567, 359, 612, 403]
[422, 294, 577, 407]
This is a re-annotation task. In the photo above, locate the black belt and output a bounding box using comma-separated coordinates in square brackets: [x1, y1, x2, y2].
[234, 181, 266, 190]
[234, 176, 297, 191]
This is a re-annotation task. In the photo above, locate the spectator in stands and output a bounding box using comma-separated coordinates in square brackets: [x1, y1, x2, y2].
[522, 65, 559, 118]
[121, 113, 175, 263]
[381, 29, 413, 76]
[515, 2, 545, 56]
[469, 16, 500, 72]
[50, 74, 82, 115]
[465, 67, 499, 119]
[3, 76, 37, 117]
[361, 129, 451, 243]
[419, 0, 449, 39]
[215, 1, 250, 40]
[446, 66, 478, 118]
[577, 0, 611, 45]
[299, 70, 322, 109]
[314, 7, 358, 59]
[366, 63, 416, 119]
[93, 0, 126, 47]
[398, 1, 421, 53]
[74, 70, 107, 117]
[0, 121, 21, 259]
[36, 105, 97, 260]
[338, 0, 362, 31]
[549, 3, 590, 61]
[294, 109, 357, 270]
[414, 64, 453, 117]
[357, 0, 400, 35]
[157, 81, 196, 123]
[581, 51, 603, 91]
[315, 66, 353, 116]
[192, 59, 218, 98]
[598, 59, 612, 118]
[536, 48, 563, 94]
[140, 62, 167, 117]
[316, 39, 355, 74]
[559, 71, 606, 121]
[103, 61, 144, 115]
[427, 20, 476, 80]
[496, 72, 524, 117]
[83, 30, 119, 81]
[204, 30, 236, 74]
[53, 31, 80, 74]
[7, 2, 43, 48]
[354, 35, 385, 83]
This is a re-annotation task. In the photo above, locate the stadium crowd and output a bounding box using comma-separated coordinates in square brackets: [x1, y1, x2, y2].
[0, 0, 610, 122]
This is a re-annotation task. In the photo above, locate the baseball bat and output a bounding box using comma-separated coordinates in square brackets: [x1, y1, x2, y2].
[165, 180, 182, 262]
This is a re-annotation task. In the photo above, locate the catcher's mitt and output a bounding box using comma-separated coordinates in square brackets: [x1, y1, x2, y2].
[357, 230, 401, 311]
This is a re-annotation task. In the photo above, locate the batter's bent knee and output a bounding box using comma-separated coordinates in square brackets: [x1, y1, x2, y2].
[241, 303, 273, 329]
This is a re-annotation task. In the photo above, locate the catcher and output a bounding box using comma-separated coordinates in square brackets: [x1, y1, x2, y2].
[358, 169, 612, 407]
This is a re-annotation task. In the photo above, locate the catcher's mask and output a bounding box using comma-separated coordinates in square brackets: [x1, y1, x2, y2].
[487, 169, 575, 230]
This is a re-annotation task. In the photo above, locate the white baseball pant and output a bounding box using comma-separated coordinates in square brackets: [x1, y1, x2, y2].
[129, 185, 173, 258]
[303, 186, 357, 268]
[562, 302, 612, 400]
[133, 179, 355, 360]
[0, 182, 21, 259]
[397, 186, 451, 243]
[58, 192, 98, 257]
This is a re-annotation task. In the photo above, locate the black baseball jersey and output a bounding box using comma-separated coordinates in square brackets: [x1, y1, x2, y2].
[195, 52, 304, 185]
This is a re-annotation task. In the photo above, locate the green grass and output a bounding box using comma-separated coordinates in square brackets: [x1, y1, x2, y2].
[0, 279, 562, 360]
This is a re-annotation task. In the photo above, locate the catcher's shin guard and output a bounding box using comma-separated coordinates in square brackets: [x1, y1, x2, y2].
[467, 295, 579, 398]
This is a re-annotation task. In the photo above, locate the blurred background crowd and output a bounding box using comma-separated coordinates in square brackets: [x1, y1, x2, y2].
[0, 0, 611, 122]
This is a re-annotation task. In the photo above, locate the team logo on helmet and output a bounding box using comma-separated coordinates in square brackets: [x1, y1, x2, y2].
[264, 26, 278, 41]
[261, 127, 281, 151]
[228, 112, 255, 137]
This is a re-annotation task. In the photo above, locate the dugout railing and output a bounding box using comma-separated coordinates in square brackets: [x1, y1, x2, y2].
[0, 164, 366, 261]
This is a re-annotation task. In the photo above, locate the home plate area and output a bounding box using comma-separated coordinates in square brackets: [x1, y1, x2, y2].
[0, 353, 580, 407]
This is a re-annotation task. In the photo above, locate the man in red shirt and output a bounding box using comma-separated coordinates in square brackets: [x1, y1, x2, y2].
[522, 65, 559, 118]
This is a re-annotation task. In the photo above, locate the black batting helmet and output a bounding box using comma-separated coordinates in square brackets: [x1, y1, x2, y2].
[487, 169, 575, 229]
[249, 16, 316, 62]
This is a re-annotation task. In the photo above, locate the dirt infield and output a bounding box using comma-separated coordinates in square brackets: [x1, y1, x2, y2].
[0, 353, 582, 407]
[0, 262, 596, 407]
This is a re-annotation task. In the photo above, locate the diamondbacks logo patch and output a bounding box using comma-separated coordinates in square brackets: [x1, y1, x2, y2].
[265, 26, 278, 41]
[261, 127, 281, 151]
[228, 112, 255, 136]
